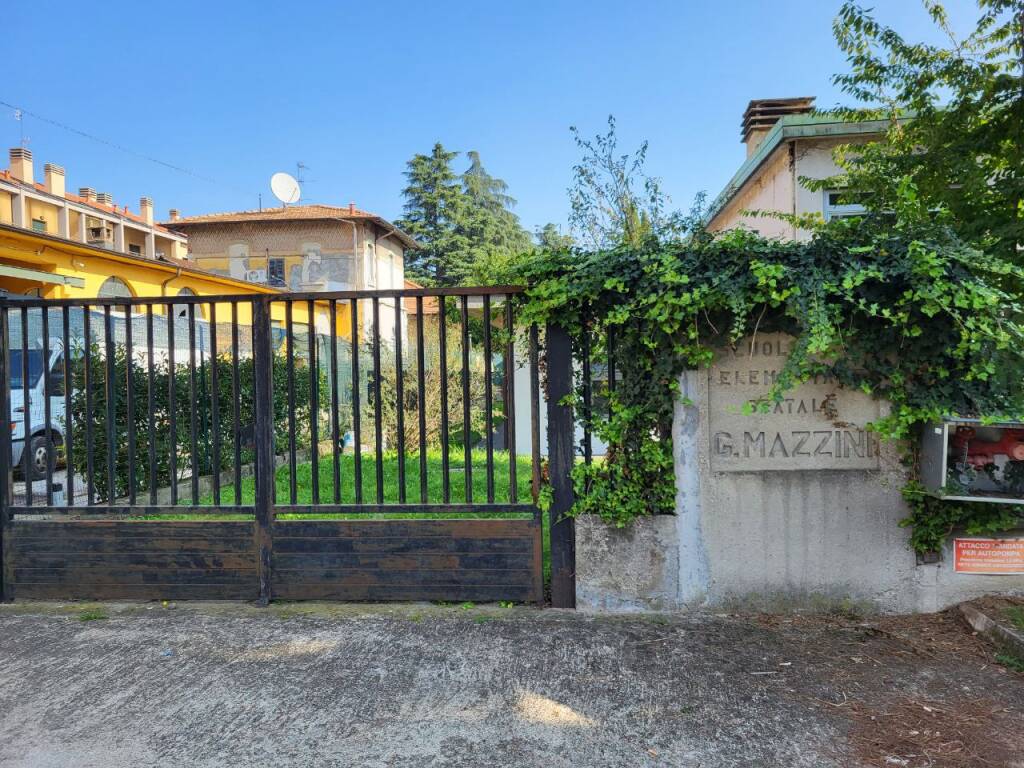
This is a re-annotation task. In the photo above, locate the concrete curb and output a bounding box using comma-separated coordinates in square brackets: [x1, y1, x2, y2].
[958, 602, 1024, 659]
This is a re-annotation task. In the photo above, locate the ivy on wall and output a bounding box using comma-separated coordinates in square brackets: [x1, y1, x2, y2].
[514, 208, 1024, 551]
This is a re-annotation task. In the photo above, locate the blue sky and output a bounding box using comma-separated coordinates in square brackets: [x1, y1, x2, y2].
[6, 1, 978, 235]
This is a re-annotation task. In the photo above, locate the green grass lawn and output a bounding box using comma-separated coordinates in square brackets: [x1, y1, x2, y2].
[191, 449, 550, 581]
[213, 449, 535, 508]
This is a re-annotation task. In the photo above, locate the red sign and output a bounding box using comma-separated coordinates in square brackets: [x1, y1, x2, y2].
[954, 538, 1024, 575]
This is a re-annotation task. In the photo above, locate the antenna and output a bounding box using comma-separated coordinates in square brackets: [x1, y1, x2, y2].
[13, 109, 29, 148]
[270, 172, 301, 206]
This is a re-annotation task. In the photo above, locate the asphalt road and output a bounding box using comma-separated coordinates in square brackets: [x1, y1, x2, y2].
[0, 603, 1021, 767]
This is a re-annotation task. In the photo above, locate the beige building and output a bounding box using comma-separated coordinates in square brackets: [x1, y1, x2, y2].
[705, 97, 893, 239]
[164, 204, 418, 338]
[164, 204, 416, 292]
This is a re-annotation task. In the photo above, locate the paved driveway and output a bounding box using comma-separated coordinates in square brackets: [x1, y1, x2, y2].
[0, 603, 1021, 767]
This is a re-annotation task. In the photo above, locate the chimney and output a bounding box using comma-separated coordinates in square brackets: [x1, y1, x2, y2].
[140, 196, 154, 225]
[78, 187, 97, 202]
[348, 201, 356, 214]
[169, 208, 180, 222]
[741, 97, 815, 157]
[44, 163, 66, 197]
[9, 148, 33, 184]
[96, 192, 113, 207]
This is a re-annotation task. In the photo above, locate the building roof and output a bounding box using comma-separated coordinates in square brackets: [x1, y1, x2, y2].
[163, 204, 420, 249]
[705, 113, 903, 226]
[0, 222, 288, 296]
[0, 169, 177, 236]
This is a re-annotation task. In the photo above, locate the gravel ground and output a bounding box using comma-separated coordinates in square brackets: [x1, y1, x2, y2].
[0, 602, 1021, 768]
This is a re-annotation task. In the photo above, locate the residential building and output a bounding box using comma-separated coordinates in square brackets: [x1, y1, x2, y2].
[163, 204, 415, 293]
[163, 205, 418, 342]
[705, 97, 895, 239]
[0, 148, 189, 272]
[0, 149, 344, 336]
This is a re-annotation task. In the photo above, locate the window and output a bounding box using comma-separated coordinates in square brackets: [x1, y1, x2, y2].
[49, 353, 65, 396]
[31, 218, 46, 233]
[173, 287, 196, 319]
[9, 349, 45, 389]
[366, 242, 377, 287]
[97, 277, 132, 298]
[823, 190, 867, 221]
[128, 244, 142, 256]
[268, 258, 286, 287]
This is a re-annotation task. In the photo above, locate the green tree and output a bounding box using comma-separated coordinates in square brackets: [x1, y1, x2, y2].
[534, 222, 574, 250]
[460, 151, 532, 283]
[823, 0, 1023, 257]
[568, 116, 682, 248]
[396, 143, 470, 285]
[397, 145, 531, 285]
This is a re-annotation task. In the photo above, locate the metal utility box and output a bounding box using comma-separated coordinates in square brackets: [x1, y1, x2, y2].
[921, 419, 1024, 504]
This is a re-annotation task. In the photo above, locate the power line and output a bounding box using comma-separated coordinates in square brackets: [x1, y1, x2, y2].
[0, 98, 221, 185]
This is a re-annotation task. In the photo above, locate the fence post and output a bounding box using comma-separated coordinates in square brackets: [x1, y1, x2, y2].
[0, 304, 11, 602]
[252, 297, 274, 606]
[545, 323, 576, 608]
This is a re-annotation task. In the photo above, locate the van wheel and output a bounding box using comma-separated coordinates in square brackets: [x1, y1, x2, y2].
[28, 435, 53, 481]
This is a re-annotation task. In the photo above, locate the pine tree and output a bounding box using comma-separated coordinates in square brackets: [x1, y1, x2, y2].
[397, 145, 531, 285]
[396, 143, 470, 285]
[535, 222, 574, 250]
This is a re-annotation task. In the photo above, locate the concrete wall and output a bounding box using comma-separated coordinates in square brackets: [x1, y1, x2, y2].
[708, 136, 872, 241]
[708, 145, 795, 239]
[576, 333, 1024, 614]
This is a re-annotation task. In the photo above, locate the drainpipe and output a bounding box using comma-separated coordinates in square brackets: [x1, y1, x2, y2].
[789, 140, 798, 239]
[160, 266, 182, 296]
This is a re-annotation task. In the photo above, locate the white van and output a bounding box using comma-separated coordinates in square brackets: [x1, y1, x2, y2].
[10, 338, 65, 480]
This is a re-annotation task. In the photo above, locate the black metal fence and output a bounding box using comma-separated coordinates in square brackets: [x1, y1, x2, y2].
[0, 287, 578, 605]
[0, 287, 546, 512]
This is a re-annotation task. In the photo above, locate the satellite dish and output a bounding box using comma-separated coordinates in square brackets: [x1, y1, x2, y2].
[270, 172, 301, 205]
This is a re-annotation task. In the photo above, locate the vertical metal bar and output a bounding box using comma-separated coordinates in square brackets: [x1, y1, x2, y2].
[349, 299, 362, 503]
[20, 308, 31, 507]
[124, 306, 136, 505]
[546, 322, 576, 609]
[286, 301, 297, 505]
[41, 309, 52, 506]
[438, 297, 450, 504]
[394, 298, 405, 504]
[504, 299, 517, 504]
[209, 302, 220, 506]
[231, 302, 242, 506]
[83, 307, 94, 506]
[372, 297, 383, 504]
[167, 303, 177, 506]
[460, 295, 472, 503]
[62, 307, 73, 506]
[103, 305, 116, 506]
[252, 297, 274, 605]
[582, 328, 593, 466]
[483, 295, 494, 503]
[0, 306, 12, 600]
[307, 300, 319, 505]
[146, 306, 156, 505]
[329, 300, 341, 503]
[187, 303, 199, 504]
[529, 324, 541, 503]
[415, 296, 427, 503]
[607, 326, 616, 394]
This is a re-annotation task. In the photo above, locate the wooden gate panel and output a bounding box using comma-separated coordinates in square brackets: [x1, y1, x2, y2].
[271, 518, 543, 603]
[7, 520, 257, 601]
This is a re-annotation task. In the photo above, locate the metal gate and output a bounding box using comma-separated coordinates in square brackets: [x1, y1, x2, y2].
[0, 287, 575, 605]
